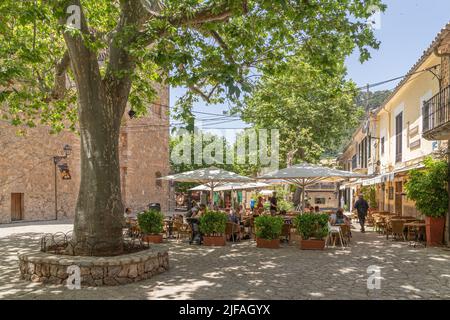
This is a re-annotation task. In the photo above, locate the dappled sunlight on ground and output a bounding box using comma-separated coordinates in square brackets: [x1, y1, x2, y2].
[0, 221, 450, 299]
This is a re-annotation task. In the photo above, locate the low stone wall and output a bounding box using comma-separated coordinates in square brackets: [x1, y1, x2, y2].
[18, 246, 169, 286]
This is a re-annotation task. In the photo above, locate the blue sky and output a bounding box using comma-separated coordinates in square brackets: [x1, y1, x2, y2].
[170, 0, 450, 141]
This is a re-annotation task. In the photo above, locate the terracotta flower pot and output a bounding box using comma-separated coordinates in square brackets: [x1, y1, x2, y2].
[203, 236, 226, 246]
[425, 216, 445, 247]
[299, 239, 326, 250]
[256, 238, 280, 249]
[142, 234, 163, 243]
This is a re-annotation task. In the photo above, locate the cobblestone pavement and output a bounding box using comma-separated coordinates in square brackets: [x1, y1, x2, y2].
[1, 221, 450, 299]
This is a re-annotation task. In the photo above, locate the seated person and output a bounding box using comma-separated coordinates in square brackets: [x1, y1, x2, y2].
[188, 204, 207, 244]
[192, 204, 207, 218]
[186, 205, 198, 218]
[330, 208, 345, 225]
[343, 214, 351, 226]
[329, 211, 337, 224]
[228, 209, 240, 224]
[314, 206, 320, 213]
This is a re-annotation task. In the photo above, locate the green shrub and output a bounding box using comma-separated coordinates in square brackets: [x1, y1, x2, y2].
[293, 213, 329, 240]
[199, 211, 228, 236]
[361, 186, 377, 209]
[277, 199, 294, 212]
[137, 210, 164, 234]
[405, 157, 448, 218]
[254, 215, 284, 240]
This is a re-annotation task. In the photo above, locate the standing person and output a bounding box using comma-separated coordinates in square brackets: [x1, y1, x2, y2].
[250, 197, 256, 212]
[256, 196, 264, 214]
[269, 191, 278, 214]
[354, 194, 369, 233]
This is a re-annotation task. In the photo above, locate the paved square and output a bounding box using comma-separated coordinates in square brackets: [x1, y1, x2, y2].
[1, 221, 450, 299]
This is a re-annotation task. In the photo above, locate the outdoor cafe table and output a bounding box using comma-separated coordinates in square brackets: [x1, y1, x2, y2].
[404, 221, 426, 241]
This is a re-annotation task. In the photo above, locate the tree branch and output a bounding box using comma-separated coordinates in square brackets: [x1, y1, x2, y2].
[209, 30, 236, 65]
[168, 1, 246, 27]
[104, 0, 151, 111]
[51, 50, 71, 99]
[188, 85, 215, 103]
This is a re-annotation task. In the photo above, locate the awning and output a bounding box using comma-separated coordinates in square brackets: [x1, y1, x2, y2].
[339, 179, 363, 190]
[362, 176, 382, 186]
[393, 163, 424, 175]
[348, 163, 425, 187]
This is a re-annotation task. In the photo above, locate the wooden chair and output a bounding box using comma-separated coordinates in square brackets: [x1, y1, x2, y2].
[225, 222, 240, 242]
[374, 216, 386, 234]
[173, 220, 191, 242]
[326, 222, 346, 249]
[249, 217, 256, 240]
[280, 224, 291, 243]
[387, 220, 406, 241]
[340, 224, 351, 245]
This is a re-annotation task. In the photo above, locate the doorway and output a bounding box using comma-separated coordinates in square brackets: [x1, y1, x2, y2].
[394, 182, 403, 216]
[11, 193, 24, 221]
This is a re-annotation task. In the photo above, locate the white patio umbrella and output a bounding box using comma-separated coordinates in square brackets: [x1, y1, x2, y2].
[257, 163, 366, 212]
[258, 189, 275, 196]
[189, 181, 271, 209]
[189, 181, 270, 192]
[159, 167, 253, 209]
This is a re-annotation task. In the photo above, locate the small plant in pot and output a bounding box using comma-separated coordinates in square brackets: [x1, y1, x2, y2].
[137, 209, 164, 243]
[293, 213, 329, 250]
[254, 215, 284, 249]
[199, 211, 227, 246]
[405, 157, 448, 246]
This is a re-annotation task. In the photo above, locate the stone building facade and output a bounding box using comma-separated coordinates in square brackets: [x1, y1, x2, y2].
[0, 86, 170, 224]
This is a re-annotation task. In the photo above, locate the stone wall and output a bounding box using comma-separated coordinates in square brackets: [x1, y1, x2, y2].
[120, 86, 170, 213]
[0, 123, 81, 223]
[19, 247, 169, 286]
[442, 55, 450, 88]
[0, 86, 170, 223]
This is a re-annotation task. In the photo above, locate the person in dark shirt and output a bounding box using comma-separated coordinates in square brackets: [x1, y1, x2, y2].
[270, 192, 278, 214]
[354, 194, 369, 233]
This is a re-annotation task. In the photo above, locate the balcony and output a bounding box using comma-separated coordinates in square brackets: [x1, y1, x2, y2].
[423, 85, 450, 140]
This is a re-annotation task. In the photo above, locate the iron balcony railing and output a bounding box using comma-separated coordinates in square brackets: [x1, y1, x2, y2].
[423, 85, 450, 133]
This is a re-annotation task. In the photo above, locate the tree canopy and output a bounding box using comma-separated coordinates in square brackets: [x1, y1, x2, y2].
[240, 54, 363, 166]
[1, 0, 384, 130]
[0, 0, 385, 255]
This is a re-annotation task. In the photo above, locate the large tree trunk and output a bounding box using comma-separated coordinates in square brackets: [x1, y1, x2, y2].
[60, 0, 140, 255]
[71, 74, 125, 256]
[73, 104, 124, 256]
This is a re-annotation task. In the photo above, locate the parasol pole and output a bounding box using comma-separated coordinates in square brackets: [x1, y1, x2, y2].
[210, 181, 215, 210]
[301, 178, 306, 213]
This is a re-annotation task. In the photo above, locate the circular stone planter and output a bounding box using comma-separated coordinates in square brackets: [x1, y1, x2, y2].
[18, 246, 169, 287]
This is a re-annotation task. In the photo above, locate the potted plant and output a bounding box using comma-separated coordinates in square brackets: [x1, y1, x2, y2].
[293, 213, 329, 250]
[199, 211, 227, 246]
[277, 199, 294, 213]
[405, 157, 448, 246]
[137, 209, 165, 243]
[254, 215, 284, 249]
